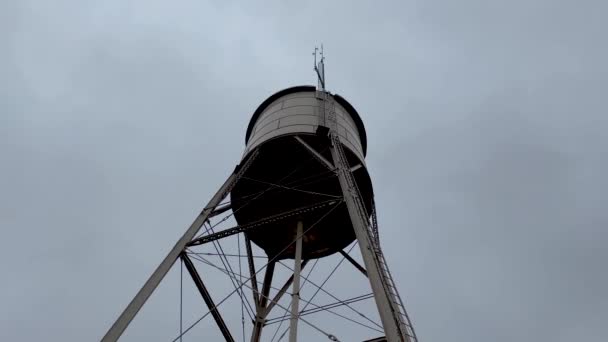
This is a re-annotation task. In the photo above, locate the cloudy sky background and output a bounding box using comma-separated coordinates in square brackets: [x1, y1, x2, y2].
[1, 0, 607, 341]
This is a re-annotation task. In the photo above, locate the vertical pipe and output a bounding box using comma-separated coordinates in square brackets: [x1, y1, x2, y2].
[289, 221, 304, 342]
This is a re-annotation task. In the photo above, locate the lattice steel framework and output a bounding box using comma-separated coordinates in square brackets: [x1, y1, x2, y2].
[101, 66, 418, 342]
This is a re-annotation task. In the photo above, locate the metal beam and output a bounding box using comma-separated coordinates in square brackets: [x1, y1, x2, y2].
[181, 254, 235, 342]
[210, 202, 232, 218]
[187, 200, 339, 247]
[250, 316, 265, 342]
[101, 168, 241, 341]
[245, 236, 260, 309]
[329, 135, 410, 342]
[250, 261, 275, 342]
[265, 260, 308, 316]
[350, 163, 363, 172]
[259, 261, 275, 309]
[289, 221, 304, 342]
[294, 136, 334, 170]
[339, 250, 368, 277]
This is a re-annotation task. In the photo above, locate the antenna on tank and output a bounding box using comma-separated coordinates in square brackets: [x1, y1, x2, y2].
[313, 45, 326, 91]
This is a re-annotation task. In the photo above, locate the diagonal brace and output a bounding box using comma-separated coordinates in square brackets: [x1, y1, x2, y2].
[350, 163, 363, 172]
[181, 253, 235, 342]
[251, 261, 276, 342]
[210, 202, 232, 218]
[294, 135, 334, 171]
[339, 250, 368, 277]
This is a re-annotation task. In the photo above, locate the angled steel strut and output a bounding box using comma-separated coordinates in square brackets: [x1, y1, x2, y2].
[100, 150, 259, 342]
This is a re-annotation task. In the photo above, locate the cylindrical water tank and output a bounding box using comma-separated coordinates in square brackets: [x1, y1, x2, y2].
[230, 85, 373, 260]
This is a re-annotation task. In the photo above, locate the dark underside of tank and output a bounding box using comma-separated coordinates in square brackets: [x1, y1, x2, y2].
[230, 133, 374, 260]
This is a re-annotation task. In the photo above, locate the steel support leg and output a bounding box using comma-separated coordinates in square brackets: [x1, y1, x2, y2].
[289, 221, 304, 342]
[250, 261, 276, 342]
[245, 235, 260, 309]
[329, 138, 407, 342]
[265, 260, 308, 315]
[101, 171, 238, 342]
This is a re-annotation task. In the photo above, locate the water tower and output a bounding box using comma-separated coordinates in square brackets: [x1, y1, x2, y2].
[101, 49, 418, 342]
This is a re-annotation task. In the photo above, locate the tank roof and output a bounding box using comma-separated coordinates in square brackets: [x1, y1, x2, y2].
[245, 85, 368, 156]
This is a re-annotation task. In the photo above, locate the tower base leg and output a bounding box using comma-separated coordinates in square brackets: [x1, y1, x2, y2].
[289, 221, 304, 342]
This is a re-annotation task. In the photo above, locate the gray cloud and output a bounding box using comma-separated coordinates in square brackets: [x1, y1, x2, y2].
[1, 0, 606, 341]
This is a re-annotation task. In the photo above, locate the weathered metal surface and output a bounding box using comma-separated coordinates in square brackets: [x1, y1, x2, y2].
[231, 87, 373, 260]
[243, 86, 365, 162]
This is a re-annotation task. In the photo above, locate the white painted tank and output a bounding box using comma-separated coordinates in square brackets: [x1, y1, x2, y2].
[243, 85, 367, 164]
[231, 85, 373, 259]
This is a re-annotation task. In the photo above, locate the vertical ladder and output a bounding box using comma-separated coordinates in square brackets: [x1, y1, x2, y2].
[327, 112, 418, 341]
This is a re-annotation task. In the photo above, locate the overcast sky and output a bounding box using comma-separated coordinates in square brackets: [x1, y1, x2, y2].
[1, 0, 607, 341]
